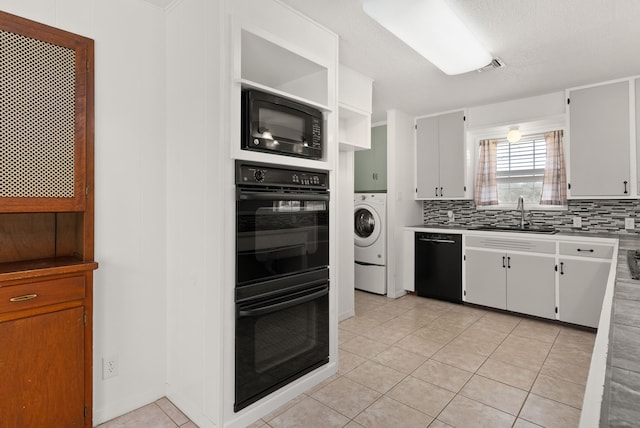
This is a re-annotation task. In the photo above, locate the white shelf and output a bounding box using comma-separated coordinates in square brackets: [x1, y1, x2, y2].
[337, 65, 372, 152]
[339, 104, 371, 151]
[240, 29, 329, 108]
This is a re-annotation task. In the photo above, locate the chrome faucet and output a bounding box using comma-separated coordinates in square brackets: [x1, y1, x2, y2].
[516, 195, 525, 229]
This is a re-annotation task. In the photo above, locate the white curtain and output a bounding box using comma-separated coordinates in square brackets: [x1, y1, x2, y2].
[540, 130, 567, 205]
[474, 139, 499, 206]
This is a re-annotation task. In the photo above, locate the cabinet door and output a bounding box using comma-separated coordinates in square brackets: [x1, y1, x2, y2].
[569, 81, 630, 197]
[465, 249, 506, 309]
[416, 116, 440, 198]
[558, 258, 610, 328]
[0, 12, 93, 213]
[354, 143, 376, 191]
[438, 111, 466, 198]
[506, 253, 556, 319]
[371, 125, 387, 191]
[354, 125, 387, 192]
[0, 307, 85, 427]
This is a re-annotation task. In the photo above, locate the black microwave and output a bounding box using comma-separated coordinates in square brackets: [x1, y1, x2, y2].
[241, 89, 323, 160]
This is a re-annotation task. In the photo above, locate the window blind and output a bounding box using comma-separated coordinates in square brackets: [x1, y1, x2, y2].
[496, 134, 546, 179]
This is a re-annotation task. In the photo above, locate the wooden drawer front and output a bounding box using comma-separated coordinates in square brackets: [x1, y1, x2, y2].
[0, 276, 85, 313]
[559, 242, 613, 259]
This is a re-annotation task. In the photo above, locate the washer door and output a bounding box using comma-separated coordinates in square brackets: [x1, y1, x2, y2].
[354, 204, 381, 247]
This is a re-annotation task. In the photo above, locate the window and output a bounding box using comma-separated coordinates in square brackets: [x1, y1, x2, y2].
[496, 133, 546, 206]
[474, 127, 567, 209]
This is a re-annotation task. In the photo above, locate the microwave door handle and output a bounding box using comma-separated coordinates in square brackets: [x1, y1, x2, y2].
[238, 286, 328, 318]
[238, 191, 330, 202]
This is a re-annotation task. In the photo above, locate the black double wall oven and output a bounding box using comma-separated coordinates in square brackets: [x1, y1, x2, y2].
[234, 160, 330, 412]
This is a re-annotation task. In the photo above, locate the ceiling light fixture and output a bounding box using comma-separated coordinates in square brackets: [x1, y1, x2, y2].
[362, 0, 492, 75]
[507, 127, 522, 143]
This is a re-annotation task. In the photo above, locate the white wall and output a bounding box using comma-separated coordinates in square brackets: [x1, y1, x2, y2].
[467, 91, 566, 129]
[387, 110, 423, 298]
[165, 0, 224, 426]
[0, 1, 168, 424]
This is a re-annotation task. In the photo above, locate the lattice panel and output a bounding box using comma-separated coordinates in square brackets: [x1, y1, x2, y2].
[0, 29, 76, 198]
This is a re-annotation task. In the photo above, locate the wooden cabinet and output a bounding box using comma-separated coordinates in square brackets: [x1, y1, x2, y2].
[558, 241, 613, 328]
[355, 125, 387, 192]
[568, 81, 631, 197]
[0, 11, 96, 428]
[464, 236, 556, 319]
[415, 111, 466, 199]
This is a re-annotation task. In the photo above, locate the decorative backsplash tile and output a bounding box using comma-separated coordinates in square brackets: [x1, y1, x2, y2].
[422, 199, 640, 234]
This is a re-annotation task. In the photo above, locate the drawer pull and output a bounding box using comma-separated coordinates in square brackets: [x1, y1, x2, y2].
[9, 294, 38, 302]
[577, 248, 594, 253]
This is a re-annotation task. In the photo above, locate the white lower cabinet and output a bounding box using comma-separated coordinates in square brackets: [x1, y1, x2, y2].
[465, 248, 555, 318]
[558, 257, 611, 328]
[465, 248, 507, 309]
[506, 253, 556, 319]
[434, 232, 615, 328]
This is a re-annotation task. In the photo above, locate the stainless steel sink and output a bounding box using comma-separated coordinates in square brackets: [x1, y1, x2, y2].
[471, 225, 558, 234]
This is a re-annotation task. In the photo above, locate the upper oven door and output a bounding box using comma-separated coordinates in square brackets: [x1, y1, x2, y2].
[236, 190, 329, 286]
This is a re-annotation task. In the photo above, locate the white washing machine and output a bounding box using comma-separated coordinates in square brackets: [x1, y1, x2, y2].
[354, 193, 387, 295]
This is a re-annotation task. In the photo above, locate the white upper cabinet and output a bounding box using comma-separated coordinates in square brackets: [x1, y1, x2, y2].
[415, 110, 466, 199]
[338, 65, 373, 151]
[567, 80, 632, 197]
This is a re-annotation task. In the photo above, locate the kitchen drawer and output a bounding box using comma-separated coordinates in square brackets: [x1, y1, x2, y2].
[465, 236, 556, 254]
[0, 276, 85, 314]
[559, 242, 613, 259]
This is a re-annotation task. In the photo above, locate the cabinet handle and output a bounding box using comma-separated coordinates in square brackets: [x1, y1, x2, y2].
[507, 256, 511, 269]
[502, 256, 506, 268]
[624, 181, 628, 194]
[9, 294, 38, 302]
[560, 262, 564, 275]
[577, 248, 594, 253]
[435, 187, 438, 197]
[440, 187, 443, 197]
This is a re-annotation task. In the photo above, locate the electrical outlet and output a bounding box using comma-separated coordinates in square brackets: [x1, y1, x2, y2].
[102, 356, 119, 379]
[573, 217, 582, 228]
[625, 218, 635, 230]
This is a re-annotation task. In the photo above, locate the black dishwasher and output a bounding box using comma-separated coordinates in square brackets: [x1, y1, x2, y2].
[415, 233, 462, 303]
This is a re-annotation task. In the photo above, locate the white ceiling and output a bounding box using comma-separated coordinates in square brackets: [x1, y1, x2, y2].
[142, 0, 174, 8]
[280, 0, 640, 122]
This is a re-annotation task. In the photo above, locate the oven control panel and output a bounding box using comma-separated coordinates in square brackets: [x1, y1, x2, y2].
[236, 161, 328, 189]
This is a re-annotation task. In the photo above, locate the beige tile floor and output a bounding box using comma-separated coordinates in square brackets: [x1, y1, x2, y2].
[96, 397, 197, 427]
[101, 291, 596, 427]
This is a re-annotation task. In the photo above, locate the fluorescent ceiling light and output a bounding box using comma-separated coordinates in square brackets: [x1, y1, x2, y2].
[362, 0, 492, 75]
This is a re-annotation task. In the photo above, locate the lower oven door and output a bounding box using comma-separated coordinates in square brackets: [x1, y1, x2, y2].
[234, 281, 329, 412]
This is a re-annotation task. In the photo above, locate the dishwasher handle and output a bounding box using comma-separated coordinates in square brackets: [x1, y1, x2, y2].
[418, 237, 457, 244]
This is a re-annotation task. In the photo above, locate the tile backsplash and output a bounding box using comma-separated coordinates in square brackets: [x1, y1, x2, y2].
[422, 199, 640, 234]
